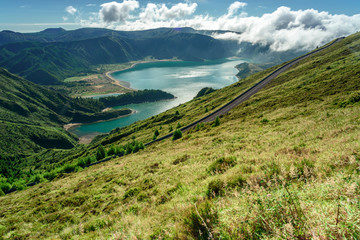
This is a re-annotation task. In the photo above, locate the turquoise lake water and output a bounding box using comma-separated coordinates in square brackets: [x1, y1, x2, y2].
[69, 59, 244, 138]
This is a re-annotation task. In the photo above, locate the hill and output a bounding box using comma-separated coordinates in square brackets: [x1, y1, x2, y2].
[0, 68, 145, 158]
[0, 29, 231, 85]
[0, 27, 302, 86]
[1, 33, 360, 239]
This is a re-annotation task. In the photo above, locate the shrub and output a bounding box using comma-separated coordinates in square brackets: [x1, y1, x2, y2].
[43, 171, 57, 181]
[176, 122, 182, 129]
[63, 164, 75, 173]
[206, 179, 225, 198]
[124, 140, 144, 154]
[169, 125, 173, 132]
[85, 156, 92, 165]
[195, 122, 205, 131]
[116, 146, 125, 156]
[0, 188, 4, 196]
[172, 129, 182, 140]
[107, 145, 116, 156]
[12, 182, 26, 191]
[261, 118, 269, 124]
[184, 201, 219, 240]
[30, 174, 42, 183]
[96, 145, 106, 160]
[213, 116, 220, 127]
[0, 182, 11, 193]
[208, 156, 237, 174]
[154, 129, 160, 137]
[77, 158, 87, 168]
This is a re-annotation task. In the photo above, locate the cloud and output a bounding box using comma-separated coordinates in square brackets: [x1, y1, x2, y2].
[210, 6, 360, 51]
[66, 6, 77, 15]
[86, 4, 97, 7]
[100, 1, 139, 23]
[139, 2, 197, 21]
[78, 1, 360, 52]
[227, 1, 247, 16]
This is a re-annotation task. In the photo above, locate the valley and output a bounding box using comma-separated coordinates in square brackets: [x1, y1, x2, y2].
[69, 58, 243, 141]
[0, 28, 359, 239]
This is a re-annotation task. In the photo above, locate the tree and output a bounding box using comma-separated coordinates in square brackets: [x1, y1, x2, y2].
[154, 129, 160, 137]
[213, 116, 220, 127]
[96, 145, 106, 160]
[172, 129, 183, 140]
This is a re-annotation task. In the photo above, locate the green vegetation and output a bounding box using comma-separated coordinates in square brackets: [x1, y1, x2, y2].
[153, 129, 160, 140]
[1, 33, 360, 239]
[172, 129, 183, 140]
[96, 145, 106, 160]
[0, 29, 230, 85]
[99, 89, 175, 107]
[194, 87, 216, 98]
[0, 69, 172, 190]
[213, 116, 220, 127]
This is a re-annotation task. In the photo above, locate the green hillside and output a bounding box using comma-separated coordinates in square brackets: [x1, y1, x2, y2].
[0, 68, 144, 158]
[1, 33, 360, 239]
[0, 69, 175, 192]
[0, 32, 230, 85]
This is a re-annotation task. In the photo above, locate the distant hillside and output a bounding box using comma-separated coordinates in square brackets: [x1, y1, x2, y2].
[0, 27, 224, 46]
[0, 29, 231, 85]
[0, 67, 132, 157]
[1, 33, 359, 239]
[0, 27, 302, 86]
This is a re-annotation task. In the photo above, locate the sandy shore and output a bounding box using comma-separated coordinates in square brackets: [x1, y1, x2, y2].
[64, 123, 81, 131]
[104, 59, 181, 90]
[64, 109, 137, 143]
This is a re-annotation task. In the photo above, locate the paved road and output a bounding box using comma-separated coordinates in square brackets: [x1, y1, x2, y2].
[146, 37, 344, 145]
[4, 37, 344, 195]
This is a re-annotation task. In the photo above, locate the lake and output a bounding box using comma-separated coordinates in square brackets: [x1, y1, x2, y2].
[69, 59, 244, 138]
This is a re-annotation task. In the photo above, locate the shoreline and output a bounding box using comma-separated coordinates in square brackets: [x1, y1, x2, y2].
[104, 59, 182, 91]
[64, 109, 137, 133]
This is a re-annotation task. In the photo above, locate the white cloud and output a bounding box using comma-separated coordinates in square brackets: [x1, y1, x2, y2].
[78, 1, 360, 52]
[86, 4, 97, 7]
[227, 1, 247, 16]
[62, 16, 69, 21]
[66, 6, 77, 15]
[139, 2, 197, 21]
[100, 1, 139, 23]
[210, 6, 360, 51]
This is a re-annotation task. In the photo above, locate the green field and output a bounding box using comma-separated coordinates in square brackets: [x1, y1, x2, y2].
[1, 33, 360, 239]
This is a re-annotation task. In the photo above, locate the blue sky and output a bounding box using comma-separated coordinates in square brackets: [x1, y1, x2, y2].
[1, 0, 359, 52]
[1, 0, 359, 32]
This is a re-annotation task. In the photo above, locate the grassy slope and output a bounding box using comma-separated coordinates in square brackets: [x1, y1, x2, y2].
[1, 33, 360, 239]
[0, 68, 133, 158]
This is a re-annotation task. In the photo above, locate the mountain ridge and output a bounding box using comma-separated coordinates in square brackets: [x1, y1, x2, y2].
[0, 30, 231, 85]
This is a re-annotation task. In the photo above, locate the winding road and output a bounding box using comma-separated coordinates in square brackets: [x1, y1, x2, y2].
[4, 37, 344, 195]
[147, 37, 345, 145]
